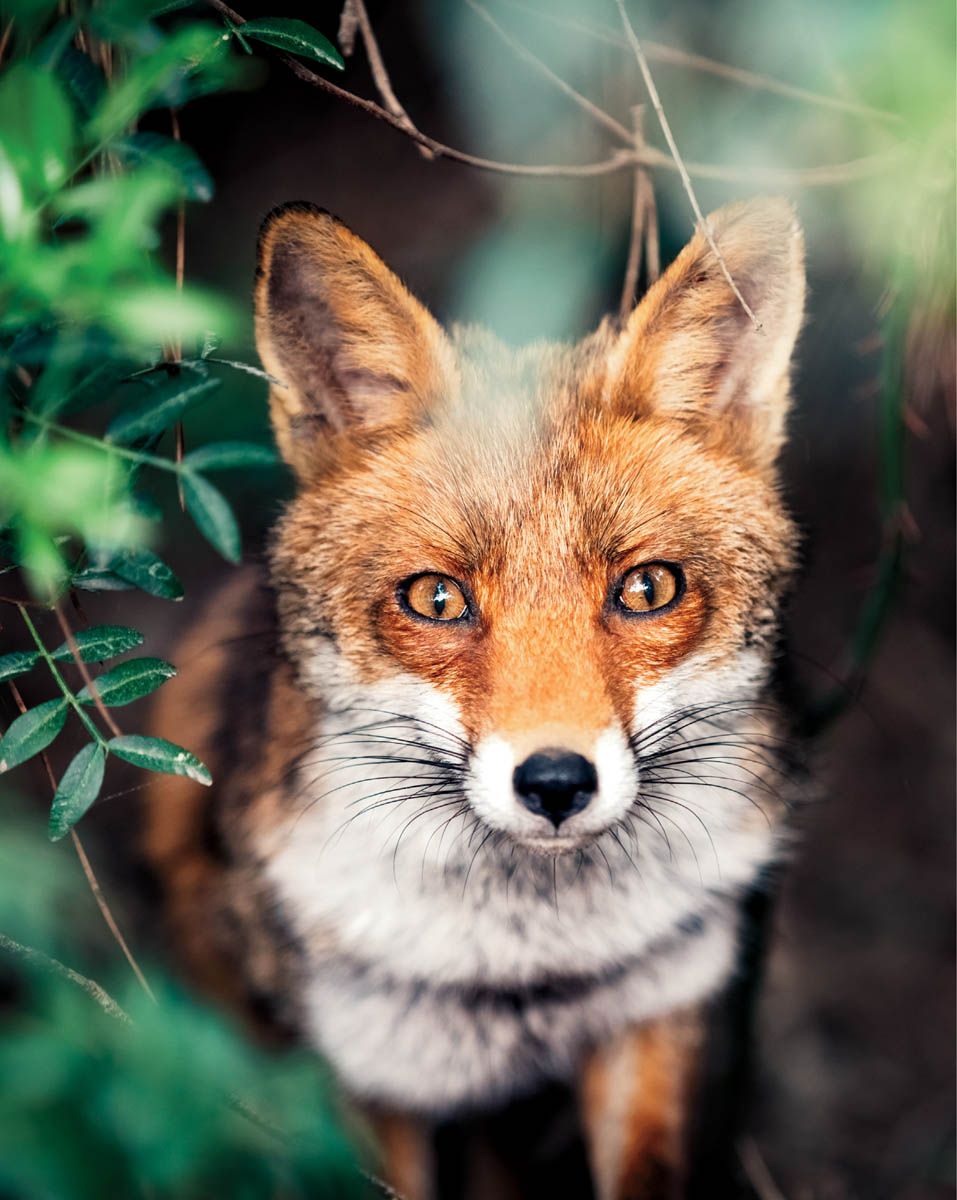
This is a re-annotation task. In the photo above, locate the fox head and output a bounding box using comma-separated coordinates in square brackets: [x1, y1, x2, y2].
[254, 199, 803, 884]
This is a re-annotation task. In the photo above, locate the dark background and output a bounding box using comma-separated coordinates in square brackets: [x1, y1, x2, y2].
[8, 1, 955, 1195]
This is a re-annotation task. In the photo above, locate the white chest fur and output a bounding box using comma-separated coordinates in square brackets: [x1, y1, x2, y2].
[255, 733, 769, 1111]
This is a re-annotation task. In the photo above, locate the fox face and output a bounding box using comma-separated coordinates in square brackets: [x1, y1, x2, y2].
[256, 199, 802, 861]
[244, 201, 806, 1109]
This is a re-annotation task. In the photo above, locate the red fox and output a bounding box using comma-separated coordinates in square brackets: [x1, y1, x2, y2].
[143, 197, 805, 1199]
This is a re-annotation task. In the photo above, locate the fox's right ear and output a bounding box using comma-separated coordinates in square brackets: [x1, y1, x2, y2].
[255, 204, 453, 479]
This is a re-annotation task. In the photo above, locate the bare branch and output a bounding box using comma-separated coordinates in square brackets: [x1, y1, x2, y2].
[737, 1137, 790, 1200]
[613, 0, 762, 330]
[337, 0, 359, 58]
[70, 830, 157, 1003]
[500, 0, 901, 125]
[620, 106, 650, 318]
[204, 0, 897, 187]
[466, 0, 634, 145]
[350, 0, 433, 158]
[0, 931, 133, 1023]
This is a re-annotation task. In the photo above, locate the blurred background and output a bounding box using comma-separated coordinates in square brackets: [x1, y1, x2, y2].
[1, 0, 953, 1196]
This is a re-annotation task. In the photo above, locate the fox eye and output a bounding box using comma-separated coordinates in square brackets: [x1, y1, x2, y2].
[402, 574, 469, 622]
[618, 563, 683, 614]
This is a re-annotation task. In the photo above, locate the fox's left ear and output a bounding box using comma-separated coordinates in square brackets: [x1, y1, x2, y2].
[606, 198, 805, 472]
[255, 204, 453, 480]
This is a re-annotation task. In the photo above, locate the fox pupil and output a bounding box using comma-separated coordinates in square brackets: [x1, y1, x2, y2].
[640, 572, 655, 606]
[432, 581, 448, 616]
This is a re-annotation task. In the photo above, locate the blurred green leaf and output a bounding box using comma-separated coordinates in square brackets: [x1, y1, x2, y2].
[0, 651, 41, 683]
[108, 733, 211, 784]
[103, 285, 237, 347]
[106, 375, 220, 443]
[77, 656, 176, 706]
[0, 443, 144, 560]
[0, 698, 68, 773]
[183, 441, 278, 471]
[50, 625, 144, 663]
[107, 546, 184, 600]
[181, 471, 240, 562]
[55, 44, 107, 119]
[237, 17, 345, 70]
[87, 23, 230, 145]
[48, 743, 106, 840]
[0, 63, 75, 199]
[0, 0, 61, 39]
[112, 132, 214, 202]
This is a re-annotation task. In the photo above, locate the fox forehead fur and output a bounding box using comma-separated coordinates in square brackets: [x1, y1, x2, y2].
[150, 197, 805, 1116]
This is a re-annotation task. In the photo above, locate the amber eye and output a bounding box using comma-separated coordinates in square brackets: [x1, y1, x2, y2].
[618, 563, 683, 614]
[402, 574, 469, 622]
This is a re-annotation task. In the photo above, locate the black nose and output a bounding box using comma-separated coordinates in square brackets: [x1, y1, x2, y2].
[513, 750, 598, 828]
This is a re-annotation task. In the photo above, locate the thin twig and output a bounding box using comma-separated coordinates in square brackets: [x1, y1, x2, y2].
[70, 829, 157, 1002]
[619, 105, 651, 318]
[466, 0, 634, 145]
[501, 0, 901, 125]
[737, 1136, 790, 1200]
[204, 0, 894, 187]
[53, 601, 121, 738]
[350, 0, 433, 158]
[168, 109, 187, 510]
[644, 168, 660, 284]
[9, 644, 155, 1004]
[0, 931, 133, 1024]
[337, 0, 360, 57]
[0, 18, 13, 65]
[613, 0, 762, 330]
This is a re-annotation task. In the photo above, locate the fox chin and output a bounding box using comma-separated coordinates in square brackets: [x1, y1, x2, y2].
[143, 197, 806, 1199]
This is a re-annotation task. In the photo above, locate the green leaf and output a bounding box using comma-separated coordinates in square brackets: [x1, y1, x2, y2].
[183, 441, 279, 471]
[48, 743, 106, 840]
[51, 625, 144, 663]
[0, 651, 40, 683]
[72, 566, 136, 592]
[237, 17, 344, 70]
[112, 132, 214, 202]
[78, 657, 176, 707]
[56, 44, 107, 119]
[108, 734, 211, 785]
[0, 699, 68, 773]
[88, 24, 229, 144]
[0, 63, 76, 199]
[105, 375, 221, 444]
[181, 472, 240, 562]
[108, 547, 184, 600]
[104, 285, 238, 348]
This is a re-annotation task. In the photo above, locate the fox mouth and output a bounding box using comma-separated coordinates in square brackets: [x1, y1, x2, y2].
[513, 828, 600, 856]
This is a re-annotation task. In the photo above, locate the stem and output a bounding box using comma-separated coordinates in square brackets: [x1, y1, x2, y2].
[17, 605, 107, 748]
[613, 0, 762, 330]
[0, 931, 133, 1025]
[53, 601, 122, 738]
[20, 411, 183, 475]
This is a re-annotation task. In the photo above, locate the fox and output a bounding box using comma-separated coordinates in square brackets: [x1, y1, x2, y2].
[142, 196, 806, 1199]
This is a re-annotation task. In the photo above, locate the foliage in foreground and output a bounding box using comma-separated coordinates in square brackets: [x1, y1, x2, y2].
[0, 0, 342, 835]
[0, 810, 366, 1199]
[0, 1, 365, 1194]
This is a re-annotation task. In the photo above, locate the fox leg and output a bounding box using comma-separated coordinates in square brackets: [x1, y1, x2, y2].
[366, 1109, 436, 1200]
[579, 1009, 704, 1200]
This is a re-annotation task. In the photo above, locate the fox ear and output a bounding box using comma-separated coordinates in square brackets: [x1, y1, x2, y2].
[255, 204, 452, 478]
[607, 198, 805, 471]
